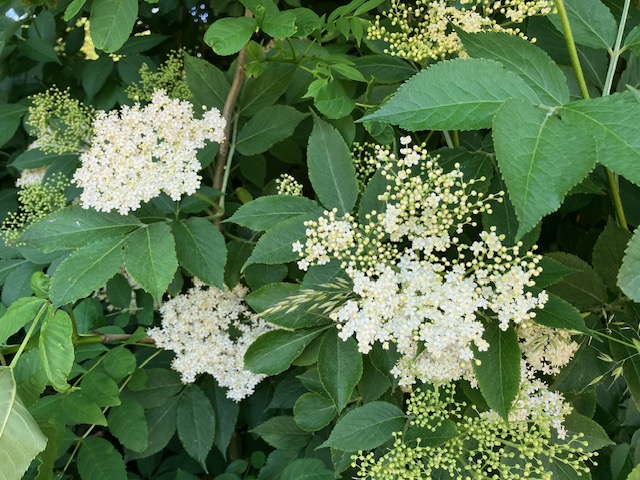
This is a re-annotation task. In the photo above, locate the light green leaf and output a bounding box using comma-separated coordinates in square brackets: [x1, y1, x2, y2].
[624, 24, 640, 56]
[251, 416, 312, 450]
[261, 10, 297, 38]
[548, 0, 616, 50]
[493, 99, 595, 239]
[293, 393, 336, 432]
[281, 459, 334, 480]
[177, 384, 215, 470]
[64, 0, 87, 20]
[90, 0, 138, 53]
[0, 104, 27, 148]
[14, 349, 47, 407]
[172, 218, 226, 289]
[245, 327, 327, 375]
[308, 114, 358, 215]
[0, 297, 47, 345]
[0, 366, 47, 480]
[560, 94, 640, 186]
[362, 58, 538, 131]
[77, 437, 127, 480]
[321, 401, 404, 452]
[49, 236, 124, 307]
[473, 323, 520, 420]
[460, 31, 570, 106]
[108, 398, 148, 452]
[318, 329, 362, 412]
[39, 309, 74, 393]
[313, 81, 355, 119]
[184, 54, 230, 111]
[534, 293, 589, 334]
[226, 196, 322, 232]
[628, 464, 640, 480]
[619, 228, 640, 302]
[204, 17, 257, 56]
[20, 205, 142, 253]
[124, 223, 178, 301]
[236, 105, 307, 156]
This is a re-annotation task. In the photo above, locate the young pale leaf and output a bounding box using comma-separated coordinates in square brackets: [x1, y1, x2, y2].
[307, 114, 358, 215]
[108, 398, 149, 452]
[0, 297, 47, 345]
[172, 218, 226, 289]
[244, 327, 327, 375]
[124, 223, 178, 301]
[548, 0, 616, 50]
[592, 219, 632, 294]
[177, 384, 215, 470]
[493, 99, 595, 239]
[619, 228, 640, 302]
[293, 392, 336, 432]
[236, 105, 307, 156]
[90, 0, 138, 53]
[0, 104, 27, 148]
[533, 292, 589, 334]
[77, 437, 127, 480]
[459, 31, 570, 106]
[226, 195, 323, 232]
[251, 416, 312, 450]
[321, 401, 405, 451]
[204, 17, 257, 56]
[0, 367, 47, 479]
[281, 459, 334, 480]
[184, 54, 229, 111]
[50, 236, 124, 307]
[317, 329, 362, 412]
[473, 323, 521, 420]
[362, 58, 538, 131]
[20, 205, 142, 253]
[561, 95, 640, 186]
[39, 309, 74, 392]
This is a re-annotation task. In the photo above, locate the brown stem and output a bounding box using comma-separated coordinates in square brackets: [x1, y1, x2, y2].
[92, 332, 156, 344]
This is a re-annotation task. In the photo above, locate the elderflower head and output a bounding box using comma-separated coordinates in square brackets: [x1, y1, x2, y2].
[15, 166, 49, 188]
[276, 174, 304, 196]
[72, 90, 225, 215]
[368, 0, 554, 62]
[147, 280, 273, 401]
[518, 321, 579, 375]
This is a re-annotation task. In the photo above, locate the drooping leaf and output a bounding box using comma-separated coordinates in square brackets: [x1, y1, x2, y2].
[226, 196, 323, 232]
[126, 395, 179, 460]
[184, 54, 230, 111]
[61, 391, 107, 426]
[201, 377, 239, 459]
[362, 58, 538, 131]
[619, 228, 640, 302]
[317, 329, 362, 412]
[307, 114, 359, 214]
[236, 106, 307, 156]
[320, 401, 405, 451]
[124, 223, 178, 301]
[0, 297, 47, 345]
[177, 384, 215, 470]
[204, 16, 257, 56]
[493, 99, 595, 239]
[0, 367, 47, 480]
[172, 218, 226, 289]
[353, 55, 415, 84]
[473, 323, 521, 420]
[293, 393, 336, 432]
[90, 0, 138, 53]
[252, 416, 312, 450]
[39, 309, 74, 393]
[108, 398, 148, 452]
[548, 0, 617, 50]
[77, 437, 127, 480]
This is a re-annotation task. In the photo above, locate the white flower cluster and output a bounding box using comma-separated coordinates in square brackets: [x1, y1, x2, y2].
[518, 321, 579, 375]
[15, 166, 48, 187]
[73, 90, 225, 215]
[295, 139, 549, 386]
[147, 280, 273, 401]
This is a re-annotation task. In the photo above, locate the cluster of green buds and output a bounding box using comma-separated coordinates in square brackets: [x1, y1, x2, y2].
[126, 50, 192, 103]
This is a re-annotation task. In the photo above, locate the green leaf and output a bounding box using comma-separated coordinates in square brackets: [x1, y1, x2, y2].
[39, 309, 74, 392]
[619, 228, 640, 302]
[353, 55, 415, 84]
[563, 412, 613, 451]
[201, 377, 239, 458]
[0, 104, 27, 148]
[281, 459, 334, 480]
[117, 34, 168, 55]
[124, 223, 178, 301]
[77, 437, 127, 480]
[0, 297, 46, 345]
[560, 95, 640, 186]
[593, 219, 632, 294]
[64, 0, 87, 20]
[184, 54, 230, 111]
[624, 25, 640, 56]
[49, 236, 124, 307]
[548, 0, 617, 50]
[103, 347, 136, 381]
[460, 31, 570, 106]
[226, 196, 323, 232]
[252, 416, 312, 450]
[236, 105, 307, 156]
[62, 391, 107, 426]
[126, 395, 179, 460]
[245, 327, 327, 375]
[0, 367, 47, 480]
[204, 17, 257, 56]
[14, 349, 47, 407]
[293, 393, 336, 432]
[318, 329, 362, 412]
[493, 99, 596, 238]
[261, 10, 297, 38]
[20, 205, 142, 253]
[238, 63, 296, 116]
[536, 255, 580, 288]
[10, 149, 78, 171]
[177, 384, 215, 470]
[362, 58, 538, 131]
[313, 80, 355, 119]
[82, 55, 113, 98]
[90, 0, 138, 53]
[546, 252, 607, 309]
[108, 398, 148, 452]
[243, 214, 318, 269]
[172, 218, 226, 289]
[124, 368, 183, 409]
[307, 114, 358, 215]
[473, 323, 520, 420]
[321, 401, 405, 452]
[404, 419, 458, 448]
[534, 293, 589, 334]
[81, 370, 121, 407]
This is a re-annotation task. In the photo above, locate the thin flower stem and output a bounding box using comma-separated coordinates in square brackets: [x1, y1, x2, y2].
[603, 0, 632, 96]
[555, 0, 629, 231]
[442, 130, 454, 148]
[219, 115, 239, 217]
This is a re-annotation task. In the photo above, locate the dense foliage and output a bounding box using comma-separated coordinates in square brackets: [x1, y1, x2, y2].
[1, 0, 640, 479]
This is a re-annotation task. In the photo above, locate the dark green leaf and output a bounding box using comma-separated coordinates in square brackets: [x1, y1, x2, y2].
[404, 419, 458, 448]
[90, 0, 138, 53]
[313, 80, 355, 119]
[236, 106, 307, 156]
[80, 370, 121, 407]
[546, 252, 607, 309]
[534, 293, 589, 334]
[281, 459, 334, 480]
[593, 219, 632, 294]
[184, 54, 230, 111]
[77, 437, 127, 480]
[318, 329, 362, 412]
[238, 63, 296, 116]
[562, 412, 613, 451]
[177, 384, 215, 470]
[536, 255, 580, 288]
[353, 55, 415, 84]
[0, 104, 27, 148]
[108, 398, 148, 452]
[252, 416, 311, 450]
[102, 347, 136, 381]
[227, 195, 322, 232]
[126, 395, 179, 460]
[62, 391, 107, 426]
[293, 393, 336, 432]
[83, 55, 113, 97]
